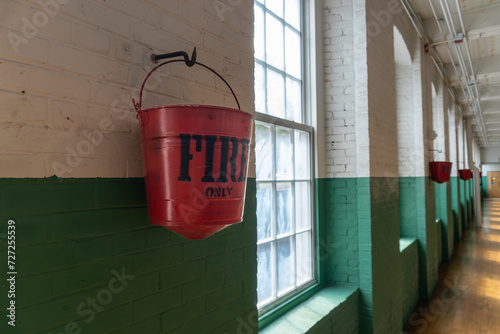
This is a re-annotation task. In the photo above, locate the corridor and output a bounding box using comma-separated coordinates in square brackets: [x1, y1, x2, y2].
[404, 200, 500, 333]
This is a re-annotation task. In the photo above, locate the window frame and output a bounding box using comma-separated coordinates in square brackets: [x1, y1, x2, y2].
[254, 0, 322, 325]
[255, 114, 317, 314]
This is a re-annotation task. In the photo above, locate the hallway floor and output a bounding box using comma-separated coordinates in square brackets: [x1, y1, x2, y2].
[403, 200, 500, 334]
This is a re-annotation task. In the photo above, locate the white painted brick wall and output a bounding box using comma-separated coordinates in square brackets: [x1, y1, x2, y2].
[0, 0, 255, 178]
[363, 0, 399, 178]
[323, 0, 357, 178]
[396, 65, 415, 177]
[322, 0, 457, 179]
[448, 104, 459, 177]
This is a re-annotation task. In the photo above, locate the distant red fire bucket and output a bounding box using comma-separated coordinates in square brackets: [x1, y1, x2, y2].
[459, 169, 472, 181]
[430, 161, 452, 184]
[133, 60, 254, 239]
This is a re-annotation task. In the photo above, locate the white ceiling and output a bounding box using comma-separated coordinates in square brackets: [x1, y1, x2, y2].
[408, 0, 500, 147]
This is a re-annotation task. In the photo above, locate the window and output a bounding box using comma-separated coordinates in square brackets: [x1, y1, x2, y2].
[254, 0, 315, 313]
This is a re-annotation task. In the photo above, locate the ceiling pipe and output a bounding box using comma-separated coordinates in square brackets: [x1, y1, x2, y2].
[454, 0, 488, 145]
[435, 0, 488, 146]
[401, 0, 466, 119]
[401, 0, 490, 149]
[428, 0, 471, 114]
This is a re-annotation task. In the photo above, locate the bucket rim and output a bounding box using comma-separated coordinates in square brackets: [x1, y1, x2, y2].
[138, 104, 255, 119]
[430, 161, 453, 164]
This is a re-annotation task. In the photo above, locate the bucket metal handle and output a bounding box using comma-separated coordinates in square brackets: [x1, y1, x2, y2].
[133, 57, 241, 111]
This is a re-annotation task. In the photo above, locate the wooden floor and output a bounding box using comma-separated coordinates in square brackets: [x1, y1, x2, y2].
[403, 200, 500, 334]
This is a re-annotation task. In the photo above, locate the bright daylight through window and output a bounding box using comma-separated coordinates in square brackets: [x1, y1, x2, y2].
[254, 0, 315, 312]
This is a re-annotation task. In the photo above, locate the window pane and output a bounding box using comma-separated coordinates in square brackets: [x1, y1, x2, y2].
[267, 69, 285, 118]
[295, 182, 311, 231]
[266, 13, 284, 70]
[266, 0, 283, 18]
[255, 63, 266, 114]
[257, 243, 273, 304]
[294, 129, 310, 179]
[285, 27, 301, 79]
[277, 237, 293, 294]
[296, 231, 313, 285]
[276, 182, 292, 236]
[286, 78, 302, 122]
[254, 4, 265, 61]
[257, 183, 273, 241]
[276, 127, 293, 179]
[285, 0, 301, 30]
[255, 122, 273, 179]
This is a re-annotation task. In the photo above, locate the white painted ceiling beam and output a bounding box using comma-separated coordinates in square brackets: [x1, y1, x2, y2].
[445, 55, 500, 87]
[422, 3, 500, 43]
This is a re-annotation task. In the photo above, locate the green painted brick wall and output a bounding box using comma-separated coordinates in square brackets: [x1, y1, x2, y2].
[323, 177, 406, 334]
[399, 177, 439, 300]
[369, 178, 402, 334]
[400, 239, 419, 327]
[1, 174, 467, 334]
[0, 177, 257, 334]
[436, 220, 443, 266]
[308, 288, 360, 334]
[482, 176, 488, 199]
[450, 177, 463, 242]
[399, 178, 418, 238]
[468, 180, 474, 222]
[356, 177, 373, 333]
[260, 287, 360, 334]
[322, 178, 359, 286]
[416, 177, 438, 300]
[435, 182, 454, 261]
[459, 179, 467, 230]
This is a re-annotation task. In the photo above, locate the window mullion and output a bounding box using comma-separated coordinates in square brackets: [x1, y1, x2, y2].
[292, 233, 297, 288]
[270, 240, 276, 299]
[272, 124, 278, 299]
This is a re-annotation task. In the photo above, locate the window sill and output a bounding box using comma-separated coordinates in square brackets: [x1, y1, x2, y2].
[259, 286, 359, 334]
[399, 237, 417, 252]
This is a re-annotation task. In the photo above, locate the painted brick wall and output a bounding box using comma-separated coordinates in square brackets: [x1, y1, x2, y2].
[400, 239, 419, 327]
[0, 177, 257, 333]
[482, 176, 488, 198]
[323, 0, 357, 179]
[324, 178, 359, 286]
[0, 0, 255, 178]
[362, 0, 403, 332]
[322, 0, 360, 291]
[399, 177, 417, 238]
[0, 1, 258, 333]
[396, 64, 416, 177]
[309, 289, 360, 334]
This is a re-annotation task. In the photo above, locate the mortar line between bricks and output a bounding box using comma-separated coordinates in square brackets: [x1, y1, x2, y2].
[0, 51, 134, 86]
[9, 241, 252, 282]
[3, 268, 184, 315]
[11, 298, 136, 334]
[13, 225, 153, 249]
[3, 204, 147, 217]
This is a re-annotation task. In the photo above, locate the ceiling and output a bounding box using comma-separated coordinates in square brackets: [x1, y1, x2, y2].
[407, 0, 500, 147]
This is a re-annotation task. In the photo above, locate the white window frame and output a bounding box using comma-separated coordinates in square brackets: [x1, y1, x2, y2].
[254, 0, 318, 315]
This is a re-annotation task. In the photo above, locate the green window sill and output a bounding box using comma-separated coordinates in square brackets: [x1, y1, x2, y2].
[399, 237, 417, 252]
[260, 286, 359, 334]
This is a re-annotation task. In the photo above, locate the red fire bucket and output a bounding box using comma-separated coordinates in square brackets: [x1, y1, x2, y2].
[430, 161, 452, 184]
[133, 60, 254, 239]
[459, 169, 472, 181]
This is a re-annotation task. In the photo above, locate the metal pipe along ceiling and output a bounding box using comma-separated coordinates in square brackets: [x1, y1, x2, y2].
[400, 0, 463, 121]
[418, 0, 488, 146]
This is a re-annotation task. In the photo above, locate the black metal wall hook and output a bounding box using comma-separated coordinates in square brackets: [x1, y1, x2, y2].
[151, 47, 197, 66]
